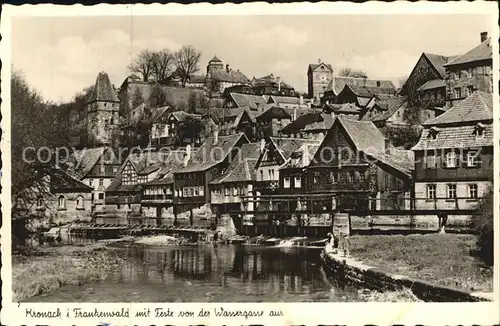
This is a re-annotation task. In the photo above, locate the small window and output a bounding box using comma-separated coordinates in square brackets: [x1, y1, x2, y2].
[232, 187, 238, 196]
[100, 166, 105, 173]
[284, 177, 291, 188]
[426, 155, 437, 169]
[294, 176, 302, 188]
[468, 184, 478, 199]
[89, 179, 94, 186]
[454, 87, 461, 98]
[346, 172, 353, 183]
[467, 68, 472, 78]
[183, 187, 188, 197]
[76, 195, 84, 209]
[188, 187, 193, 197]
[199, 186, 204, 196]
[58, 195, 66, 209]
[329, 172, 336, 183]
[99, 179, 104, 186]
[224, 187, 230, 196]
[194, 187, 199, 197]
[446, 184, 457, 199]
[445, 152, 457, 168]
[113, 167, 118, 173]
[466, 85, 474, 97]
[98, 193, 104, 200]
[467, 151, 482, 167]
[426, 184, 436, 200]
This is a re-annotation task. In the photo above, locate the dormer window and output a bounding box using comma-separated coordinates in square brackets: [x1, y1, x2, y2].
[427, 126, 440, 141]
[474, 123, 485, 138]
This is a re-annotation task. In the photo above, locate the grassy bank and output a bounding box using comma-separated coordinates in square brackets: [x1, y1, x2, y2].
[348, 234, 493, 292]
[12, 245, 124, 301]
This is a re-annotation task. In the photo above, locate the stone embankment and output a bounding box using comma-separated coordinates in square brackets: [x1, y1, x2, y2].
[321, 248, 493, 302]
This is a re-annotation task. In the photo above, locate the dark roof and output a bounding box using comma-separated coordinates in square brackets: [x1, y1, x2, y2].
[423, 91, 492, 126]
[228, 93, 268, 110]
[418, 79, 446, 91]
[335, 117, 414, 175]
[65, 147, 119, 179]
[252, 75, 294, 90]
[169, 111, 202, 122]
[49, 167, 93, 191]
[283, 143, 320, 169]
[210, 143, 261, 184]
[412, 122, 493, 151]
[268, 137, 321, 162]
[327, 76, 396, 95]
[176, 133, 248, 173]
[280, 112, 335, 133]
[124, 104, 170, 127]
[308, 63, 333, 72]
[365, 96, 408, 122]
[423, 53, 458, 77]
[188, 75, 206, 84]
[324, 103, 363, 114]
[88, 72, 119, 103]
[268, 95, 301, 105]
[211, 70, 250, 84]
[256, 106, 291, 122]
[209, 55, 222, 63]
[443, 38, 492, 67]
[143, 150, 187, 186]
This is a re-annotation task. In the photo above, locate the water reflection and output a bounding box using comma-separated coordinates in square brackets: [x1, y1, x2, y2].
[106, 245, 358, 301]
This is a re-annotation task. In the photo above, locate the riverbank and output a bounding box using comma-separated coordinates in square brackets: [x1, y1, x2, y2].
[12, 243, 125, 301]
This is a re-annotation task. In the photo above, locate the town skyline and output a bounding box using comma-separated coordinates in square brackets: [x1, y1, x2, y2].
[12, 14, 492, 103]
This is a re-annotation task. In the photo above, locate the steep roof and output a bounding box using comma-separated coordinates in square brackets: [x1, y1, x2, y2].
[124, 104, 170, 127]
[412, 123, 493, 151]
[169, 110, 202, 122]
[209, 143, 261, 184]
[88, 72, 119, 103]
[209, 55, 222, 63]
[283, 143, 321, 169]
[422, 91, 492, 126]
[65, 147, 119, 179]
[268, 95, 301, 105]
[324, 103, 362, 114]
[268, 137, 321, 163]
[256, 106, 291, 122]
[423, 53, 458, 78]
[211, 70, 250, 84]
[308, 62, 333, 72]
[418, 79, 446, 91]
[365, 96, 408, 123]
[143, 150, 187, 186]
[443, 38, 492, 67]
[228, 93, 268, 110]
[49, 167, 93, 192]
[327, 76, 396, 95]
[280, 112, 335, 134]
[176, 133, 248, 173]
[335, 117, 413, 175]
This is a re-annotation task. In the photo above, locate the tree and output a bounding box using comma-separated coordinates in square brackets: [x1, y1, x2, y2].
[338, 67, 368, 78]
[175, 116, 205, 145]
[149, 85, 169, 108]
[128, 49, 155, 82]
[174, 45, 201, 87]
[188, 91, 198, 113]
[151, 49, 176, 82]
[131, 88, 145, 110]
[469, 189, 493, 265]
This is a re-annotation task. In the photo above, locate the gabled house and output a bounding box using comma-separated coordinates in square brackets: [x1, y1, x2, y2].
[150, 110, 206, 147]
[443, 32, 493, 106]
[322, 76, 396, 105]
[307, 116, 414, 211]
[255, 105, 292, 138]
[102, 150, 167, 224]
[140, 150, 188, 226]
[323, 103, 364, 119]
[216, 107, 257, 139]
[64, 147, 121, 211]
[360, 96, 410, 127]
[209, 142, 261, 215]
[207, 65, 250, 95]
[121, 103, 170, 147]
[173, 132, 249, 226]
[401, 52, 457, 108]
[13, 166, 93, 225]
[411, 91, 493, 212]
[334, 84, 397, 108]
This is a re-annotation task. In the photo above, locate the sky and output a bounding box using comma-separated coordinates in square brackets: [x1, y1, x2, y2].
[12, 14, 493, 103]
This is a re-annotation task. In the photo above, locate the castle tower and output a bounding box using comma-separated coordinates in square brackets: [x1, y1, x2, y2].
[86, 72, 120, 146]
[307, 58, 333, 100]
[206, 55, 224, 74]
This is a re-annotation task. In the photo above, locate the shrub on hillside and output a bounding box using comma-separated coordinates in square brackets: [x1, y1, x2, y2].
[469, 189, 494, 265]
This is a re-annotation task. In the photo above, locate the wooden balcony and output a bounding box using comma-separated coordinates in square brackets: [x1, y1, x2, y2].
[255, 180, 280, 190]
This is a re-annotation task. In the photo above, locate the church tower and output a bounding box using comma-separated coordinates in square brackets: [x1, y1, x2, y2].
[86, 72, 120, 146]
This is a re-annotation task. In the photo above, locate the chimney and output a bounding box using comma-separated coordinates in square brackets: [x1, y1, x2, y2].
[480, 31, 488, 43]
[213, 129, 219, 145]
[293, 107, 297, 121]
[384, 138, 391, 154]
[277, 76, 281, 92]
[226, 64, 230, 73]
[183, 144, 192, 167]
[260, 138, 266, 153]
[318, 58, 321, 64]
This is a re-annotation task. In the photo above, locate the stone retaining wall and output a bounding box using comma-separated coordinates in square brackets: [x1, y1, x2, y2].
[321, 249, 490, 302]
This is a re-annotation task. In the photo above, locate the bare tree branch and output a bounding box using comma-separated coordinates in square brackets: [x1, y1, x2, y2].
[128, 50, 155, 82]
[338, 67, 368, 78]
[151, 49, 175, 82]
[174, 45, 201, 87]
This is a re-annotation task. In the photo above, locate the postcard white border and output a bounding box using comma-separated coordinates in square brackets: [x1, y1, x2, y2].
[1, 2, 499, 325]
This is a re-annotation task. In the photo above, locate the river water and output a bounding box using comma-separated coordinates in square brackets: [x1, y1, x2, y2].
[32, 244, 361, 302]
